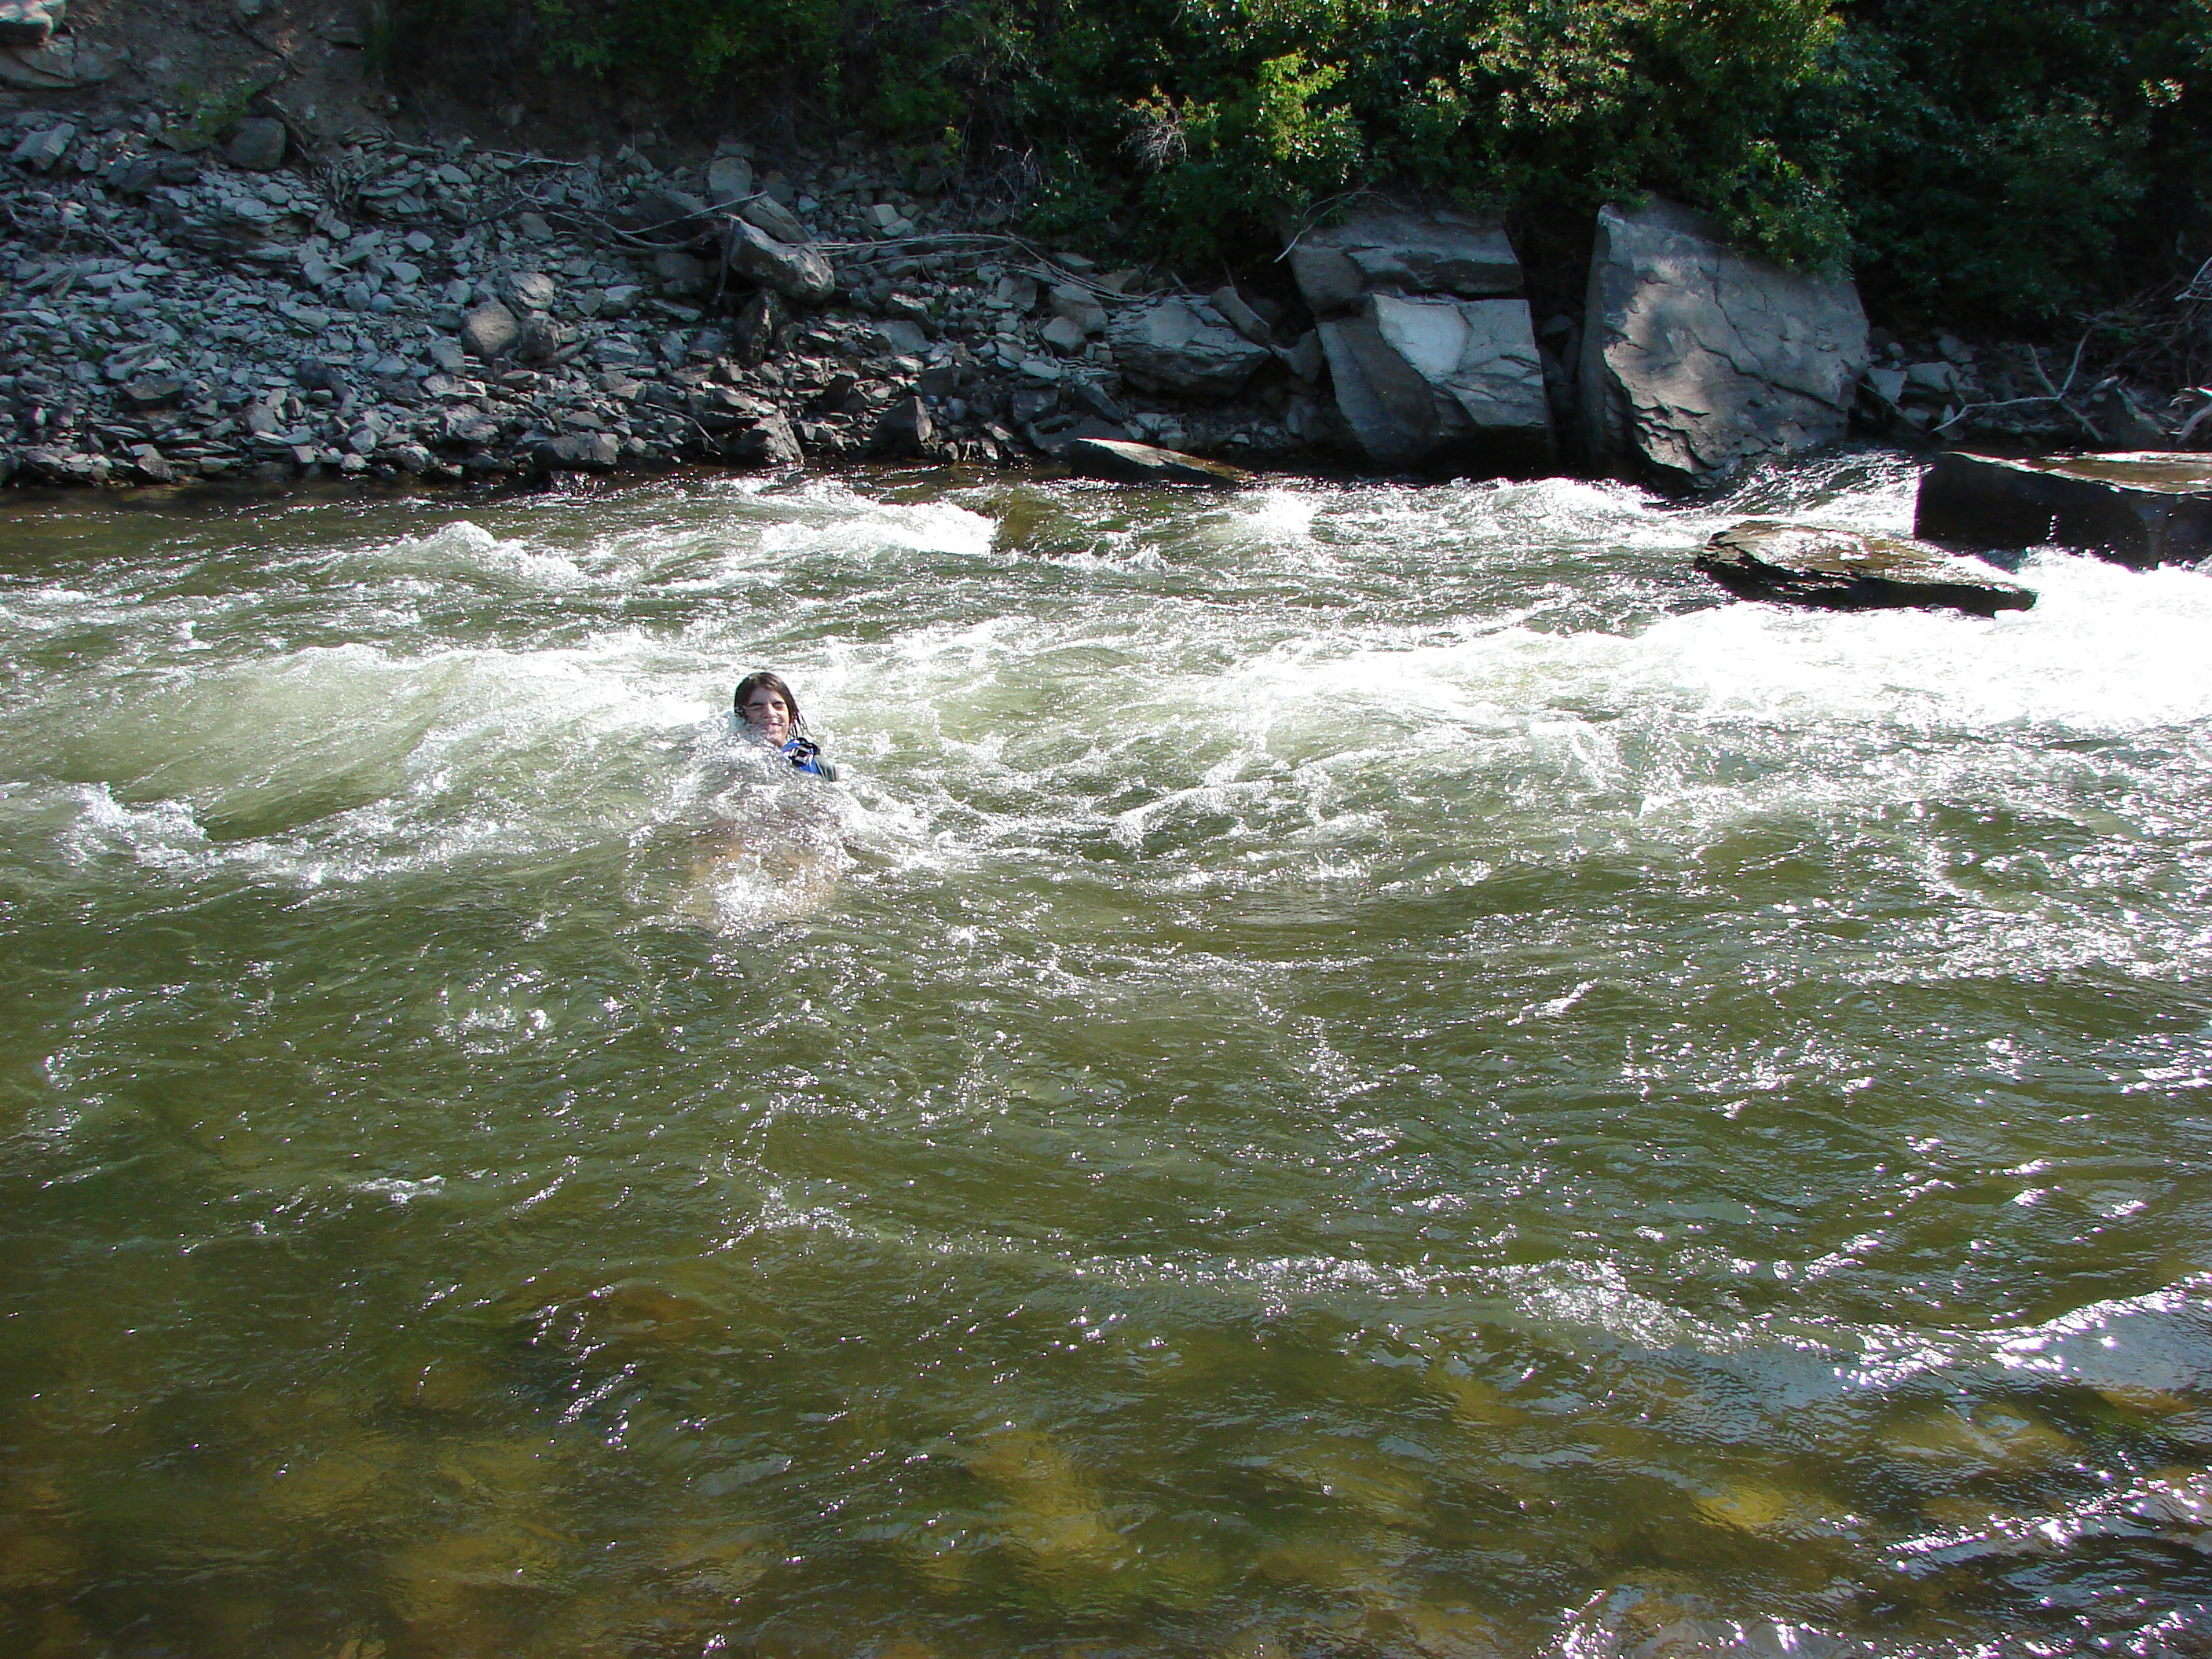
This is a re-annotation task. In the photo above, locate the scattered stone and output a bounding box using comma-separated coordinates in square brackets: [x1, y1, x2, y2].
[460, 298, 521, 359]
[1048, 284, 1108, 336]
[871, 319, 929, 356]
[2083, 385, 2170, 451]
[738, 194, 808, 246]
[120, 372, 185, 411]
[1579, 198, 1870, 482]
[126, 445, 176, 485]
[1288, 204, 1551, 469]
[9, 122, 73, 171]
[1914, 452, 2212, 569]
[0, 35, 112, 88]
[731, 289, 783, 368]
[1062, 438, 1252, 487]
[225, 118, 287, 172]
[651, 249, 709, 294]
[727, 412, 802, 467]
[1207, 286, 1273, 346]
[1040, 316, 1087, 356]
[509, 271, 559, 311]
[1697, 520, 2034, 616]
[875, 394, 935, 456]
[515, 211, 552, 241]
[707, 153, 754, 207]
[540, 430, 621, 471]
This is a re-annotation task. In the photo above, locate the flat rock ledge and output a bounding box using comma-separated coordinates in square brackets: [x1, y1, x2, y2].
[1697, 520, 2035, 617]
[1060, 438, 1251, 486]
[1914, 452, 2212, 569]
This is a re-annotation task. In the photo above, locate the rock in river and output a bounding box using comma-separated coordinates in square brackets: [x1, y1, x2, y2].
[1062, 438, 1253, 487]
[1697, 520, 2034, 617]
[1913, 452, 2212, 569]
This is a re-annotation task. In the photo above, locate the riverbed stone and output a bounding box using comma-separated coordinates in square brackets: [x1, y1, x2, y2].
[1913, 452, 2212, 568]
[875, 394, 935, 456]
[120, 372, 185, 411]
[460, 298, 520, 358]
[738, 194, 809, 246]
[540, 430, 620, 471]
[1108, 298, 1272, 397]
[1697, 519, 2034, 616]
[707, 153, 753, 207]
[508, 270, 558, 311]
[1049, 285, 1108, 336]
[1208, 286, 1274, 346]
[226, 118, 287, 172]
[1579, 198, 1870, 482]
[10, 122, 74, 170]
[727, 411, 802, 467]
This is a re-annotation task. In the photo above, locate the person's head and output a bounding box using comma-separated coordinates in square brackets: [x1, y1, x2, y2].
[734, 672, 803, 745]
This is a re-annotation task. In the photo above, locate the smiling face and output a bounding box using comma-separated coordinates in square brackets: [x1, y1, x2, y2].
[740, 685, 793, 745]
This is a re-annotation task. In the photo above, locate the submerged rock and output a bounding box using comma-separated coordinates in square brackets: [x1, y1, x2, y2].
[1061, 437, 1252, 486]
[1580, 199, 1869, 482]
[1697, 520, 2034, 616]
[1914, 452, 2212, 569]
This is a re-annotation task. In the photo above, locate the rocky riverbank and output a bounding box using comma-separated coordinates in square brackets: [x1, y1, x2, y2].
[0, 101, 1324, 491]
[1, 78, 2200, 493]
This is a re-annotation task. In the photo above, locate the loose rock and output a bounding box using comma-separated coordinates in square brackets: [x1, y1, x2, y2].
[1697, 520, 2034, 615]
[461, 299, 521, 359]
[225, 118, 286, 172]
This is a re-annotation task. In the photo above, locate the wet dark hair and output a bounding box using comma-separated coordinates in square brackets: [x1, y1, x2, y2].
[734, 671, 804, 731]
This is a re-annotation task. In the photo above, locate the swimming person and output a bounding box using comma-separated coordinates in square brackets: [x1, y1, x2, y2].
[733, 671, 839, 781]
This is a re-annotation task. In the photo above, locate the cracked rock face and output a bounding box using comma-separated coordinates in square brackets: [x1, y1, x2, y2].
[1317, 295, 1551, 473]
[1577, 198, 1870, 482]
[1287, 203, 1552, 472]
[1107, 298, 1271, 397]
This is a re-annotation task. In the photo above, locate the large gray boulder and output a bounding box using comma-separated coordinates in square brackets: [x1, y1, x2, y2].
[1579, 199, 1869, 482]
[1108, 299, 1273, 397]
[1317, 295, 1551, 472]
[1290, 207, 1522, 313]
[1287, 204, 1551, 471]
[720, 217, 833, 302]
[0, 0, 65, 49]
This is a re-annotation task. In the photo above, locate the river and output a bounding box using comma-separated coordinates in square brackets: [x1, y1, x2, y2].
[3, 454, 2211, 1657]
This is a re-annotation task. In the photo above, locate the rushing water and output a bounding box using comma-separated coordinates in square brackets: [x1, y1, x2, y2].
[3, 454, 2212, 1659]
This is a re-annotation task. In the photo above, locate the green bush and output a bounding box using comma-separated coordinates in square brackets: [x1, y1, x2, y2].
[390, 0, 2212, 328]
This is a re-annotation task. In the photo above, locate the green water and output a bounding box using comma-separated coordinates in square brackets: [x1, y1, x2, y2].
[3, 457, 2212, 1659]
